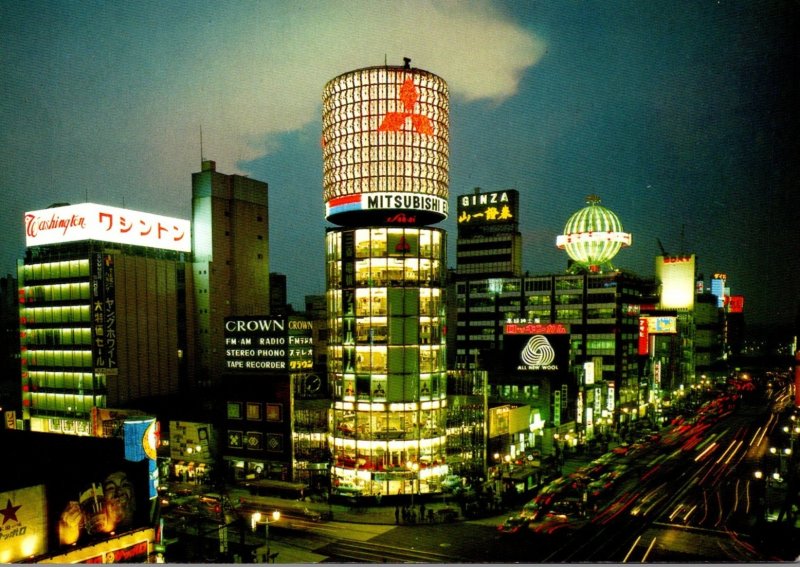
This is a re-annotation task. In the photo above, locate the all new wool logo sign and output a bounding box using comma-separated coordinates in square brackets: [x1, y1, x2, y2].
[502, 325, 569, 375]
[519, 335, 558, 370]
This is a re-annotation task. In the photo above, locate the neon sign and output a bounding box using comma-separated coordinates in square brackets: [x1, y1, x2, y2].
[457, 190, 519, 227]
[378, 78, 433, 134]
[25, 203, 190, 252]
[322, 65, 449, 226]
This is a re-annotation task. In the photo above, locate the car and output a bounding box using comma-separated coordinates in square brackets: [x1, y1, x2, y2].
[612, 444, 630, 455]
[332, 482, 364, 496]
[440, 475, 462, 492]
[497, 515, 529, 534]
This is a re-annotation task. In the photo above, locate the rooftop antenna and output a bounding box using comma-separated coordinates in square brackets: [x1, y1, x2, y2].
[403, 57, 411, 69]
[656, 238, 668, 256]
[200, 125, 205, 164]
[384, 53, 387, 66]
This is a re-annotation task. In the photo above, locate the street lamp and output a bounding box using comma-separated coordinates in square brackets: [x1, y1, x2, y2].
[407, 461, 419, 508]
[251, 510, 280, 563]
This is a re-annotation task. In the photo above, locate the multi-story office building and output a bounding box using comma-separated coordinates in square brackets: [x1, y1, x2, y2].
[695, 292, 725, 378]
[454, 196, 648, 457]
[191, 160, 270, 388]
[322, 61, 450, 496]
[456, 271, 651, 449]
[455, 188, 522, 279]
[0, 274, 21, 417]
[18, 203, 191, 434]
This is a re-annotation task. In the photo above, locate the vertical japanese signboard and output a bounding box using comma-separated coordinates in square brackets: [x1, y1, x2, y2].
[92, 253, 118, 375]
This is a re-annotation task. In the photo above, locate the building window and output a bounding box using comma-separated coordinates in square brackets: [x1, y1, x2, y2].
[266, 403, 282, 422]
[246, 432, 263, 450]
[228, 430, 243, 449]
[228, 402, 243, 419]
[265, 433, 283, 452]
[247, 402, 261, 420]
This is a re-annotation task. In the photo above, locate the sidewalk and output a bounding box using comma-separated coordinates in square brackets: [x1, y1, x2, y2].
[229, 487, 462, 526]
[166, 445, 612, 529]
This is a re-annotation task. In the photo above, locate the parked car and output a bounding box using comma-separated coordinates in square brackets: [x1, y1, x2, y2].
[332, 482, 364, 497]
[441, 475, 462, 492]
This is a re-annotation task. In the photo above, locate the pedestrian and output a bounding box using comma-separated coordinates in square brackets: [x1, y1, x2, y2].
[395, 506, 400, 525]
[419, 502, 426, 520]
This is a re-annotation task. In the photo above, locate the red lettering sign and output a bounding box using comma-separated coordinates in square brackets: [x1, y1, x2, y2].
[663, 255, 692, 263]
[385, 213, 417, 224]
[504, 323, 568, 335]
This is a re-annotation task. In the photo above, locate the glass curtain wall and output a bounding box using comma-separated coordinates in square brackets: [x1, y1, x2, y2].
[327, 227, 448, 496]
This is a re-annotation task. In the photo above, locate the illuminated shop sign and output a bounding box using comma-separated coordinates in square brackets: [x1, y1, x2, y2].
[638, 317, 649, 355]
[325, 192, 448, 225]
[91, 253, 117, 375]
[25, 203, 190, 252]
[647, 316, 677, 333]
[288, 317, 314, 372]
[0, 485, 47, 563]
[83, 539, 149, 564]
[638, 316, 677, 355]
[224, 316, 288, 371]
[49, 460, 150, 552]
[322, 65, 449, 227]
[503, 332, 569, 373]
[662, 255, 692, 263]
[656, 254, 695, 310]
[726, 295, 744, 313]
[457, 189, 518, 227]
[169, 421, 213, 463]
[91, 407, 146, 438]
[123, 418, 159, 499]
[505, 323, 568, 335]
[41, 528, 154, 564]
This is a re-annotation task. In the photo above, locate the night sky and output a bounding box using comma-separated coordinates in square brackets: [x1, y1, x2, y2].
[1, 1, 797, 329]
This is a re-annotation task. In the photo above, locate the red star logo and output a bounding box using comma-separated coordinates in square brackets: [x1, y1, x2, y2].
[378, 78, 433, 135]
[1, 498, 21, 525]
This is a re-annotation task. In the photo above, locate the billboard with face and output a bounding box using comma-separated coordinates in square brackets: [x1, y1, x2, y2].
[50, 459, 149, 549]
[0, 431, 151, 558]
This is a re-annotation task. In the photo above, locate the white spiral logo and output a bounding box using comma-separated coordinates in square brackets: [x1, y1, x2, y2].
[520, 335, 555, 367]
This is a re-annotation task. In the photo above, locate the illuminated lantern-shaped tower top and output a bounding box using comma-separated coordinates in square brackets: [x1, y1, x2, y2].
[556, 195, 631, 273]
[322, 60, 449, 227]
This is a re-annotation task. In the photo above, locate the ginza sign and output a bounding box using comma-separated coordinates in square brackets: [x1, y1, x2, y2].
[25, 203, 191, 252]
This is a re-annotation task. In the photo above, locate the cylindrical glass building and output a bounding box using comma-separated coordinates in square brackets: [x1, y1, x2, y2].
[323, 63, 450, 497]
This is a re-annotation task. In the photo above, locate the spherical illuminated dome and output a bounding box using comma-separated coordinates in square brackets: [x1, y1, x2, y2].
[555, 195, 631, 270]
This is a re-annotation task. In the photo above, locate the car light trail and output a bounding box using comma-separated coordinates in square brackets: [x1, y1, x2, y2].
[641, 537, 657, 562]
[694, 442, 717, 462]
[622, 535, 641, 563]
